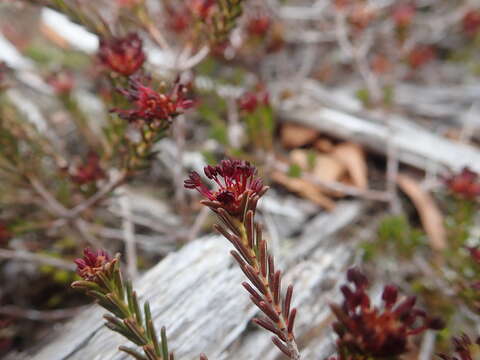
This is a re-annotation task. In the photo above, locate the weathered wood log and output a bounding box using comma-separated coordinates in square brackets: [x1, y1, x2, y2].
[279, 79, 480, 174]
[8, 201, 368, 360]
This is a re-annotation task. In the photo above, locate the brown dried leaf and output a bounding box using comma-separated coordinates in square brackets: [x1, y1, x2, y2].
[396, 174, 446, 251]
[332, 143, 368, 190]
[281, 123, 319, 148]
[290, 149, 346, 196]
[271, 171, 336, 210]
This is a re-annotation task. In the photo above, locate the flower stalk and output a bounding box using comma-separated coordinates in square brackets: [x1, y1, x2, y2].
[71, 248, 208, 360]
[185, 160, 300, 359]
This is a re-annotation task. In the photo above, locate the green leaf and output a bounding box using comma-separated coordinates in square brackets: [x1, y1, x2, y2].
[160, 327, 169, 360]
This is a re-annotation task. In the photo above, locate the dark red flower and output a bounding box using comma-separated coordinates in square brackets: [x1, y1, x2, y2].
[238, 89, 269, 113]
[114, 78, 193, 124]
[331, 268, 444, 359]
[70, 152, 105, 185]
[462, 10, 480, 36]
[407, 45, 435, 69]
[247, 16, 271, 37]
[393, 4, 415, 28]
[439, 334, 480, 360]
[74, 248, 113, 281]
[444, 167, 480, 199]
[184, 159, 267, 216]
[98, 33, 146, 76]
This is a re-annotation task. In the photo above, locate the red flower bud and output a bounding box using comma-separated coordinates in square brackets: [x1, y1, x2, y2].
[74, 248, 113, 281]
[185, 159, 267, 217]
[98, 33, 146, 76]
[114, 77, 193, 124]
[444, 167, 480, 199]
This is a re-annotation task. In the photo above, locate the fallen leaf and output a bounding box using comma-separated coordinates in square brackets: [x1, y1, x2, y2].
[290, 149, 346, 196]
[271, 171, 336, 210]
[397, 174, 446, 251]
[333, 143, 368, 190]
[281, 123, 319, 148]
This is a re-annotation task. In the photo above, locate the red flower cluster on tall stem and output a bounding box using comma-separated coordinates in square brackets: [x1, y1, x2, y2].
[184, 159, 267, 217]
[114, 77, 193, 125]
[330, 268, 444, 359]
[74, 248, 113, 281]
[98, 33, 146, 76]
[444, 167, 480, 199]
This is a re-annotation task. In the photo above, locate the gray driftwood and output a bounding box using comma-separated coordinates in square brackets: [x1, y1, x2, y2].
[8, 201, 368, 360]
[279, 79, 480, 174]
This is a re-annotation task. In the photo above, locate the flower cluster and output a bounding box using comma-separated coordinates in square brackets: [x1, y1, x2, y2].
[238, 89, 269, 114]
[72, 248, 194, 360]
[330, 268, 444, 359]
[74, 248, 113, 281]
[184, 159, 267, 217]
[70, 152, 105, 185]
[439, 334, 480, 360]
[444, 167, 480, 199]
[185, 161, 299, 359]
[115, 78, 193, 125]
[98, 33, 146, 76]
